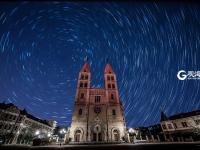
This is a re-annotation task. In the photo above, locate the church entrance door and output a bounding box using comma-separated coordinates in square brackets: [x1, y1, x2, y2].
[93, 133, 102, 142]
[74, 130, 82, 142]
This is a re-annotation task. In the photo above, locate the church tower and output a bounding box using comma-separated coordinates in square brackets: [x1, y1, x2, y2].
[69, 62, 91, 142]
[69, 62, 126, 143]
[104, 64, 126, 142]
[104, 63, 120, 104]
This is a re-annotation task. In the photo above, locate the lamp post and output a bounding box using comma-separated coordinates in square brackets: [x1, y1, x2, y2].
[59, 129, 66, 144]
[128, 128, 136, 143]
[35, 130, 40, 137]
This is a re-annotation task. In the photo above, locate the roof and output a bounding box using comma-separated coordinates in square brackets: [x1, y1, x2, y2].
[168, 109, 200, 120]
[80, 63, 90, 73]
[104, 64, 114, 74]
[24, 111, 52, 127]
[0, 102, 16, 109]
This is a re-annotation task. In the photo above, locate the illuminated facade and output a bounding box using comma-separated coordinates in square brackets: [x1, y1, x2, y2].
[0, 103, 56, 144]
[69, 62, 126, 142]
[160, 110, 200, 142]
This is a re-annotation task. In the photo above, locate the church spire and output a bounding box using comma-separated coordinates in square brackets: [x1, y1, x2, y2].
[104, 63, 114, 74]
[84, 56, 89, 62]
[80, 56, 90, 73]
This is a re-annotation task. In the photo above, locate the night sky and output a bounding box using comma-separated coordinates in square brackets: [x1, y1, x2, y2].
[0, 1, 200, 128]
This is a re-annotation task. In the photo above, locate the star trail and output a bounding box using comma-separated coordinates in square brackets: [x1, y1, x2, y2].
[0, 2, 200, 128]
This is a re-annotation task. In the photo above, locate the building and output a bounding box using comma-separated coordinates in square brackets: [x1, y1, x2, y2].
[127, 124, 164, 143]
[69, 62, 126, 143]
[0, 102, 56, 144]
[160, 110, 200, 142]
[52, 126, 69, 144]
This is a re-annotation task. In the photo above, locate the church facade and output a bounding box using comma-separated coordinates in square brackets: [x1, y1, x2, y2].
[69, 62, 126, 143]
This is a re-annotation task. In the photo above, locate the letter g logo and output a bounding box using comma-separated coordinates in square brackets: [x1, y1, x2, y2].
[177, 70, 187, 80]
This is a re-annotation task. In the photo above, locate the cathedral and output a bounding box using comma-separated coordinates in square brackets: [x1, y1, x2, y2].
[69, 62, 126, 143]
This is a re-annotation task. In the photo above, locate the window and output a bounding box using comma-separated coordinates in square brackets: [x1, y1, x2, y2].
[5, 114, 8, 119]
[8, 124, 11, 130]
[111, 76, 114, 81]
[181, 122, 188, 127]
[80, 75, 84, 80]
[111, 94, 114, 100]
[80, 93, 84, 99]
[95, 96, 101, 103]
[94, 106, 101, 114]
[195, 119, 200, 125]
[167, 124, 173, 129]
[108, 84, 111, 89]
[162, 124, 166, 129]
[9, 115, 12, 120]
[78, 109, 82, 115]
[80, 83, 83, 88]
[4, 124, 7, 129]
[107, 76, 110, 80]
[173, 123, 177, 129]
[15, 126, 18, 130]
[85, 75, 88, 80]
[112, 109, 116, 116]
[112, 84, 115, 89]
[84, 83, 87, 88]
[13, 116, 16, 120]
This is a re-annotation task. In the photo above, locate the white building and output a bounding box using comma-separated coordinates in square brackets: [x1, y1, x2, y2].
[160, 110, 200, 141]
[0, 102, 56, 144]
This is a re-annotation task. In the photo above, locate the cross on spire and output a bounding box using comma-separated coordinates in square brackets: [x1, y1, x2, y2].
[84, 56, 89, 62]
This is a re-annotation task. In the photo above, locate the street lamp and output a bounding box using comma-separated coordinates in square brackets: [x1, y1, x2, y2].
[35, 130, 40, 136]
[128, 128, 137, 143]
[59, 129, 66, 144]
[59, 129, 66, 134]
[129, 128, 135, 134]
[47, 132, 51, 137]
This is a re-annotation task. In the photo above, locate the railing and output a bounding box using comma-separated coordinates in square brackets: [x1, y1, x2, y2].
[69, 141, 123, 145]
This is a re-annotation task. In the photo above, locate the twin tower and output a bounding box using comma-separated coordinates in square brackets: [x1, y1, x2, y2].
[69, 62, 126, 143]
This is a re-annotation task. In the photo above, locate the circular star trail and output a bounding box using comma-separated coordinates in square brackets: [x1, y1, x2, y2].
[0, 2, 200, 127]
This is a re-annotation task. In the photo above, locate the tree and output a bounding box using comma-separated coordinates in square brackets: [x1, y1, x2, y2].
[192, 127, 200, 141]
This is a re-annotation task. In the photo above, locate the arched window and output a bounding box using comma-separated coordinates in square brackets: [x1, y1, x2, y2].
[80, 83, 83, 88]
[107, 76, 110, 80]
[112, 84, 115, 89]
[84, 83, 88, 88]
[112, 109, 116, 116]
[108, 84, 111, 89]
[95, 96, 101, 103]
[111, 94, 114, 100]
[111, 76, 114, 81]
[80, 93, 84, 99]
[79, 109, 82, 115]
[80, 75, 84, 80]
